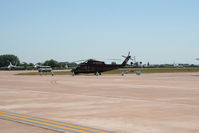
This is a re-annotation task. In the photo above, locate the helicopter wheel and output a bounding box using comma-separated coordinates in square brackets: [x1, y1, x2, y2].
[121, 71, 124, 76]
[95, 72, 100, 76]
[72, 72, 76, 76]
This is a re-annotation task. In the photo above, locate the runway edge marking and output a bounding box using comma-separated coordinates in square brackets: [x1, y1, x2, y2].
[0, 111, 112, 133]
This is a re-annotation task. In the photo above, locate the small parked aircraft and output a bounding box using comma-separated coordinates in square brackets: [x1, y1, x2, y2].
[7, 62, 17, 70]
[34, 64, 52, 72]
[7, 61, 24, 70]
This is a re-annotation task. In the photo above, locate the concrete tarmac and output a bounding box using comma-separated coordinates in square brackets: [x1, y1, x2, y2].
[0, 71, 199, 133]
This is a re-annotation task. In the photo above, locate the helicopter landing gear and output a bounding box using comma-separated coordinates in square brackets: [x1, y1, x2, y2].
[95, 72, 99, 76]
[121, 71, 124, 76]
[121, 71, 128, 76]
[72, 72, 76, 76]
[95, 72, 101, 76]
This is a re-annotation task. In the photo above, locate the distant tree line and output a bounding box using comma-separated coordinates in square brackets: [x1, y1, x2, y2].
[0, 54, 77, 70]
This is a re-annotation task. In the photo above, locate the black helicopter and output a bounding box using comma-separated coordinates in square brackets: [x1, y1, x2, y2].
[71, 52, 133, 75]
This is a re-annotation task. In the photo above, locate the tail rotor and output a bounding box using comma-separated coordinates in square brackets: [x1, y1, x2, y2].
[121, 52, 134, 66]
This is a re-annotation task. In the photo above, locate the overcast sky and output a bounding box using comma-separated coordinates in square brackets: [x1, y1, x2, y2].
[0, 0, 199, 64]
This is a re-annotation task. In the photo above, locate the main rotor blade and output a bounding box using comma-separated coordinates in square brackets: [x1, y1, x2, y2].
[103, 59, 121, 61]
[72, 59, 87, 63]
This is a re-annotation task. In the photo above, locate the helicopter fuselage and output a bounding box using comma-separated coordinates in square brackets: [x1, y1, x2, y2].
[73, 63, 122, 74]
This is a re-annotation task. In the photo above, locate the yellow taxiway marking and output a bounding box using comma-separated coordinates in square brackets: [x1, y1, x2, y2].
[0, 113, 92, 133]
[0, 111, 110, 133]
